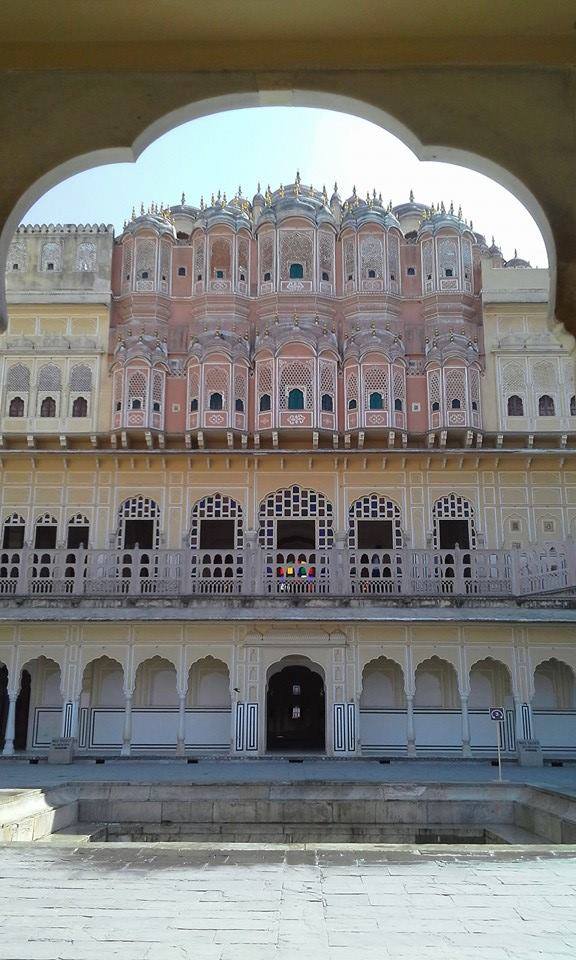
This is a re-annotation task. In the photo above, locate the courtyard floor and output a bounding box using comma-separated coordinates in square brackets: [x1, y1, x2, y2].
[2, 760, 576, 958]
[0, 843, 575, 959]
[1, 757, 576, 794]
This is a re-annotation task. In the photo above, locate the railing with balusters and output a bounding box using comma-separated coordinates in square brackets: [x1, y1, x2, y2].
[0, 544, 572, 600]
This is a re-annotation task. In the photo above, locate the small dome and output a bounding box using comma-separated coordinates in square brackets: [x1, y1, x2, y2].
[505, 249, 531, 268]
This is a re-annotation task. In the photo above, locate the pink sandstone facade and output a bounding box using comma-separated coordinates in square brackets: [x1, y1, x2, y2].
[110, 180, 490, 446]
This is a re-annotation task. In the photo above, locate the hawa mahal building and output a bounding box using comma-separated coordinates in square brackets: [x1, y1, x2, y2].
[0, 176, 575, 761]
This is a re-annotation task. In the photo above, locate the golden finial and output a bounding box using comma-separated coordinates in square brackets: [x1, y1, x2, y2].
[257, 181, 261, 193]
[131, 206, 136, 220]
[322, 184, 328, 203]
[352, 185, 357, 198]
[441, 200, 445, 213]
[378, 192, 382, 204]
[388, 200, 392, 212]
[211, 193, 215, 206]
[238, 185, 242, 197]
[223, 192, 227, 205]
[181, 192, 186, 205]
[280, 183, 285, 198]
[140, 202, 145, 215]
[409, 189, 414, 202]
[200, 196, 205, 210]
[295, 169, 301, 183]
[293, 312, 299, 326]
[470, 219, 474, 230]
[458, 205, 462, 219]
[449, 201, 454, 215]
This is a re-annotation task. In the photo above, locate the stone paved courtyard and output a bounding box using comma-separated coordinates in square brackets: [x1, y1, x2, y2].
[2, 761, 576, 957]
[0, 844, 575, 960]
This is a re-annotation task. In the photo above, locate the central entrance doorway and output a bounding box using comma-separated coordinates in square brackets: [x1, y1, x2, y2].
[267, 664, 325, 752]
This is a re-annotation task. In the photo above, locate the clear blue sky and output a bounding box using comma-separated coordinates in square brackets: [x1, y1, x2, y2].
[25, 107, 547, 267]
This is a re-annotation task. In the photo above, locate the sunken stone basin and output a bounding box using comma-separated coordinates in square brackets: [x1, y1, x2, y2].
[2, 781, 576, 845]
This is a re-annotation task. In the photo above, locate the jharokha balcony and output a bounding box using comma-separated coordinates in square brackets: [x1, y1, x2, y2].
[0, 543, 572, 605]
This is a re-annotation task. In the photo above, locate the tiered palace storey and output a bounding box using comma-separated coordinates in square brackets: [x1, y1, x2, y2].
[0, 179, 575, 760]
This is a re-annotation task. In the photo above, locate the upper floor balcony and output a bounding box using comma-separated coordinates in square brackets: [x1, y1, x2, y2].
[0, 543, 571, 605]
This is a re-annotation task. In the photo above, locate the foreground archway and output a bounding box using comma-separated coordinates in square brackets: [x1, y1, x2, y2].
[267, 661, 325, 752]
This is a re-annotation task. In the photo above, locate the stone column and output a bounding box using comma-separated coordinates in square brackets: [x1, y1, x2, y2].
[2, 692, 17, 756]
[121, 691, 133, 757]
[460, 694, 472, 758]
[406, 695, 416, 757]
[61, 696, 80, 740]
[176, 693, 187, 756]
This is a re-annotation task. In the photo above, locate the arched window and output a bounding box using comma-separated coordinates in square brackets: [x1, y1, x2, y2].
[433, 493, 477, 550]
[538, 394, 555, 416]
[369, 392, 384, 410]
[34, 513, 58, 549]
[2, 514, 25, 549]
[431, 401, 440, 412]
[348, 398, 357, 411]
[67, 514, 90, 548]
[38, 364, 61, 391]
[571, 396, 576, 416]
[235, 398, 244, 413]
[263, 271, 271, 282]
[287, 388, 304, 410]
[289, 263, 304, 279]
[8, 397, 24, 417]
[368, 269, 376, 278]
[130, 398, 142, 411]
[394, 398, 403, 412]
[209, 392, 223, 411]
[451, 398, 461, 410]
[72, 396, 88, 418]
[507, 395, 524, 416]
[117, 496, 160, 550]
[190, 398, 198, 412]
[321, 394, 333, 412]
[40, 397, 56, 418]
[259, 394, 271, 412]
[321, 271, 329, 281]
[69, 364, 92, 392]
[6, 363, 30, 393]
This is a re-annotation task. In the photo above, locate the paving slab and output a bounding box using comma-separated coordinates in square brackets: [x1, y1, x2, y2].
[0, 845, 575, 958]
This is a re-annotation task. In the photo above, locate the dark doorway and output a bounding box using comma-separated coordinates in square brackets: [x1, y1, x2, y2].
[0, 665, 8, 748]
[357, 520, 393, 549]
[276, 520, 316, 550]
[67, 525, 90, 548]
[34, 526, 57, 549]
[14, 669, 31, 751]
[437, 519, 470, 550]
[267, 665, 325, 751]
[123, 519, 154, 549]
[200, 519, 235, 550]
[3, 524, 24, 549]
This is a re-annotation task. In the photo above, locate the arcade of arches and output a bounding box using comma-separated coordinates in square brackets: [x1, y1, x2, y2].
[1, 641, 575, 758]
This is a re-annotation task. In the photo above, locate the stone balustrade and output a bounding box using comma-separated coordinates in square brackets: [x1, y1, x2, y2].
[0, 543, 571, 601]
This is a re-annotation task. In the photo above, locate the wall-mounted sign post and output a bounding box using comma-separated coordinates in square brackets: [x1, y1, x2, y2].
[490, 707, 505, 781]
